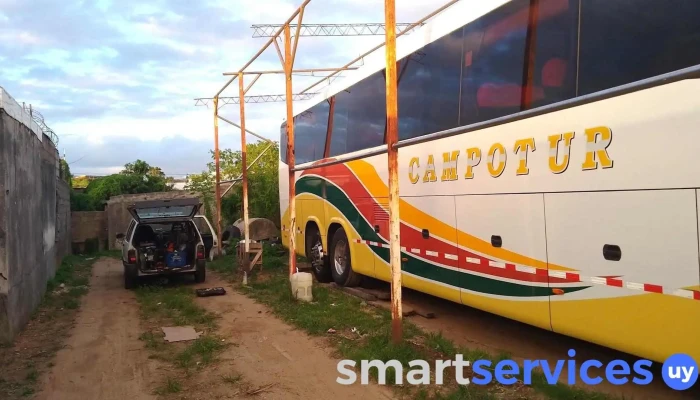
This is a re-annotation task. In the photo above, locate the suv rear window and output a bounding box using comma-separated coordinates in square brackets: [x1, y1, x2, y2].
[134, 205, 196, 220]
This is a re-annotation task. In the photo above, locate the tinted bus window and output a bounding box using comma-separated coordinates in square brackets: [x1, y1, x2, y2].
[460, 0, 529, 125]
[528, 0, 578, 108]
[330, 71, 386, 156]
[398, 28, 463, 140]
[294, 100, 330, 164]
[280, 122, 287, 163]
[579, 0, 700, 95]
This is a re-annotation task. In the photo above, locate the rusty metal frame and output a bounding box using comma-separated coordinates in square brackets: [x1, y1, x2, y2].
[203, 0, 458, 344]
[300, 0, 459, 95]
[383, 0, 402, 344]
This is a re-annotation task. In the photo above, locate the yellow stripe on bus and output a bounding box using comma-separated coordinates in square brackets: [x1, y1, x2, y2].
[346, 159, 575, 272]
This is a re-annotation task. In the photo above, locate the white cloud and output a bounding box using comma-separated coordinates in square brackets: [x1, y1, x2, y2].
[2, 0, 451, 174]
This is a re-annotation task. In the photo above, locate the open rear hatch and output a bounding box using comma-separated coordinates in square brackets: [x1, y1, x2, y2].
[127, 198, 202, 224]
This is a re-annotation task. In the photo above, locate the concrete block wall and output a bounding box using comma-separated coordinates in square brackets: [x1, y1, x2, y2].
[0, 107, 67, 343]
[56, 179, 71, 263]
[71, 211, 108, 252]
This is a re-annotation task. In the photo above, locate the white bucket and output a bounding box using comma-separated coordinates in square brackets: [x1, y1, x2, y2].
[290, 272, 313, 302]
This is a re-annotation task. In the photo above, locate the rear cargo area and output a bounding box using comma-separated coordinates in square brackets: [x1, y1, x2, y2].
[131, 221, 199, 272]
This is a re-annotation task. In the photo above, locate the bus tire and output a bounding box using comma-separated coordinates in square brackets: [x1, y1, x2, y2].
[306, 225, 332, 282]
[329, 227, 362, 287]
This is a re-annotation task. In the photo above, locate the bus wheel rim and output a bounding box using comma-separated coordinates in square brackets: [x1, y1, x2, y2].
[334, 240, 347, 276]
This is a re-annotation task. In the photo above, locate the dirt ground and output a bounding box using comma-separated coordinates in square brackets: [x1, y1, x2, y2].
[396, 286, 699, 400]
[34, 257, 393, 400]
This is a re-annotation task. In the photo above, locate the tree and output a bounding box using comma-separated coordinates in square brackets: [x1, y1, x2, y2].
[121, 159, 151, 176]
[71, 160, 173, 211]
[59, 159, 72, 186]
[185, 142, 280, 227]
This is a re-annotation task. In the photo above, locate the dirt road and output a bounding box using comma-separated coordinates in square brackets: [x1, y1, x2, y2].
[36, 257, 392, 399]
[399, 287, 699, 400]
[36, 258, 158, 400]
[189, 272, 394, 400]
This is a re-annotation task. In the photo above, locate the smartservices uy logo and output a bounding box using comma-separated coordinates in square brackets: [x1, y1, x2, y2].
[336, 350, 698, 390]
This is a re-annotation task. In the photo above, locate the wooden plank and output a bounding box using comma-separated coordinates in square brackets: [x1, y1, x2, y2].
[357, 288, 390, 301]
[367, 301, 415, 317]
[334, 285, 378, 301]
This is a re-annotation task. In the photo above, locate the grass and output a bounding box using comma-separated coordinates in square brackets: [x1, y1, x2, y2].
[134, 279, 243, 397]
[154, 377, 182, 395]
[0, 253, 112, 400]
[209, 244, 616, 400]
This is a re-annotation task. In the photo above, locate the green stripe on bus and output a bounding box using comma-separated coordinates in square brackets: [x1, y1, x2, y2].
[296, 176, 589, 298]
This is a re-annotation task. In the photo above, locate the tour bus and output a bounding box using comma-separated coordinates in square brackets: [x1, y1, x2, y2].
[279, 0, 700, 363]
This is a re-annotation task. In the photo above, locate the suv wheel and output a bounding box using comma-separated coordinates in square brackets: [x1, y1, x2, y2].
[195, 262, 206, 283]
[124, 265, 138, 289]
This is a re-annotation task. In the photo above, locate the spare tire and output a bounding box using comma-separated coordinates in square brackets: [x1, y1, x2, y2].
[222, 225, 241, 242]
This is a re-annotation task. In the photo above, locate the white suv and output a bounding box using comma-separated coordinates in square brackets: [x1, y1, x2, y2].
[118, 198, 217, 289]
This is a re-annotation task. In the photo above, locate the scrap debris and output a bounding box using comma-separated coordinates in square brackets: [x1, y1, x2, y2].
[246, 382, 277, 396]
[162, 326, 202, 342]
[195, 287, 227, 297]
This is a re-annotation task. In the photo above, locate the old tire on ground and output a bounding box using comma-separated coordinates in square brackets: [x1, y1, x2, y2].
[329, 227, 362, 287]
[124, 265, 138, 289]
[195, 262, 206, 283]
[306, 225, 331, 282]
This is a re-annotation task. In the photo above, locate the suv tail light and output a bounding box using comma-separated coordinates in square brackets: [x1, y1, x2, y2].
[196, 245, 205, 260]
[128, 249, 136, 264]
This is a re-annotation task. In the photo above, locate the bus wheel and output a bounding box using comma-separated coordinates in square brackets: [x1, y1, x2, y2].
[306, 226, 331, 282]
[329, 227, 362, 287]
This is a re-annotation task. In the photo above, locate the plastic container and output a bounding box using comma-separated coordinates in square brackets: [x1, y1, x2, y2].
[166, 250, 188, 268]
[290, 272, 313, 302]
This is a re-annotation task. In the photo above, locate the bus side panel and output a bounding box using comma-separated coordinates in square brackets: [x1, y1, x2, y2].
[393, 196, 461, 304]
[279, 162, 290, 250]
[455, 194, 552, 330]
[697, 189, 700, 296]
[546, 190, 700, 363]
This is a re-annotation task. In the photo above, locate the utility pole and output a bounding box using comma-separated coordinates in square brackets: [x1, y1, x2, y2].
[384, 0, 402, 344]
[214, 96, 222, 256]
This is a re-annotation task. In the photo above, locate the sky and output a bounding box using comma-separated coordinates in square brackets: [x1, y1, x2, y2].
[0, 0, 442, 177]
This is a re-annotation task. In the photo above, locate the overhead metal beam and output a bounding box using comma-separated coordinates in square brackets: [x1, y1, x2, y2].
[194, 93, 318, 107]
[300, 0, 459, 94]
[223, 67, 358, 76]
[251, 23, 424, 37]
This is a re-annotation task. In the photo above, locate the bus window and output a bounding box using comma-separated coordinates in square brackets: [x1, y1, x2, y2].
[398, 28, 463, 140]
[527, 0, 578, 108]
[294, 100, 330, 164]
[280, 121, 287, 163]
[330, 71, 386, 156]
[460, 0, 530, 125]
[579, 0, 700, 95]
[329, 93, 348, 156]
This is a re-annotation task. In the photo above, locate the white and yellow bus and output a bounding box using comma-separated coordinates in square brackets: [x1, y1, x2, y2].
[279, 0, 700, 363]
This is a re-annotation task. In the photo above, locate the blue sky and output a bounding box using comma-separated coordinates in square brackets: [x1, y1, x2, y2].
[0, 0, 437, 177]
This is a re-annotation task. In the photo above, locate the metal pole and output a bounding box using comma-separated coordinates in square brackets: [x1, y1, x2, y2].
[217, 115, 273, 143]
[223, 67, 358, 75]
[214, 96, 223, 256]
[239, 73, 250, 254]
[284, 23, 297, 277]
[301, 0, 459, 95]
[384, 0, 402, 344]
[220, 142, 274, 198]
